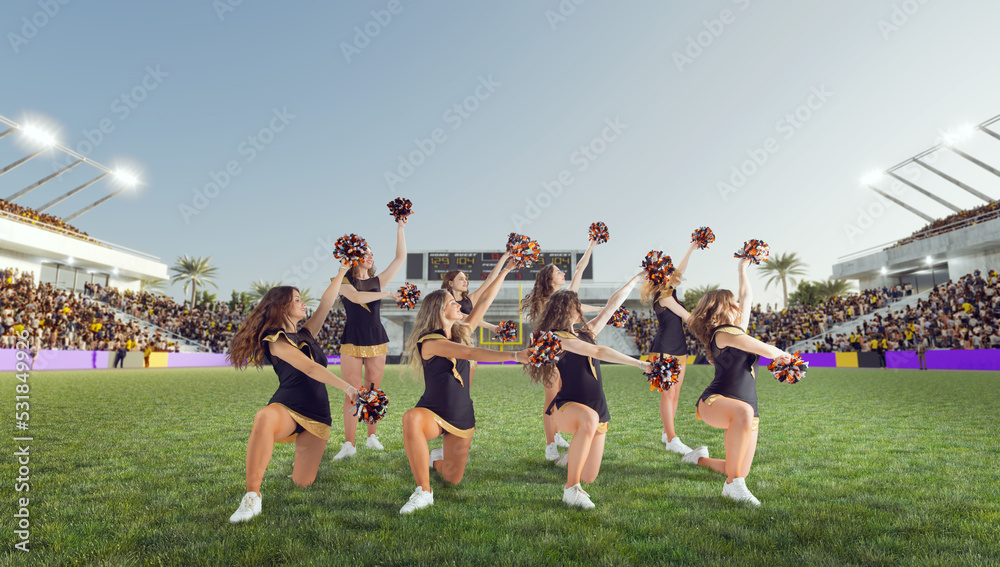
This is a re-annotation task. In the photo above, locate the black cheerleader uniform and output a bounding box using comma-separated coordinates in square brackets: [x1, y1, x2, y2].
[546, 330, 610, 434]
[650, 290, 687, 358]
[414, 329, 474, 438]
[339, 273, 389, 358]
[457, 296, 473, 315]
[696, 324, 760, 428]
[260, 328, 331, 442]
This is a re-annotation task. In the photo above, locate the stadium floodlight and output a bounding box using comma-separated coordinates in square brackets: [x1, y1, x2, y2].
[881, 267, 888, 275]
[18, 124, 58, 148]
[36, 172, 110, 213]
[66, 257, 75, 265]
[938, 123, 975, 147]
[113, 170, 139, 187]
[864, 185, 934, 222]
[912, 157, 992, 203]
[860, 171, 885, 186]
[926, 256, 933, 265]
[885, 172, 961, 213]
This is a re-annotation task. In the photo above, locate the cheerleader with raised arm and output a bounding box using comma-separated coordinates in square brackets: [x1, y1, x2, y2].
[398, 257, 525, 514]
[683, 257, 792, 506]
[639, 241, 699, 455]
[226, 267, 359, 523]
[331, 217, 407, 460]
[525, 278, 651, 509]
[521, 239, 600, 461]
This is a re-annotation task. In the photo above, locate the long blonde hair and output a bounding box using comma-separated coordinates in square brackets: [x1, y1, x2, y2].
[404, 289, 472, 377]
[687, 289, 740, 363]
[523, 290, 592, 387]
[640, 270, 683, 305]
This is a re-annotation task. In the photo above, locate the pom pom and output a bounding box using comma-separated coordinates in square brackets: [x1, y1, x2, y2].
[396, 283, 420, 309]
[644, 354, 680, 392]
[333, 234, 368, 267]
[734, 239, 770, 265]
[588, 222, 609, 244]
[610, 307, 629, 328]
[352, 384, 389, 424]
[641, 251, 675, 286]
[767, 351, 807, 384]
[494, 321, 518, 342]
[506, 233, 541, 268]
[387, 197, 413, 222]
[527, 331, 563, 367]
[691, 227, 715, 250]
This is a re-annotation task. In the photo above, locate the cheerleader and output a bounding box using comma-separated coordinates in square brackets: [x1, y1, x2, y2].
[683, 258, 792, 506]
[521, 239, 600, 461]
[226, 268, 359, 523]
[332, 216, 407, 460]
[440, 250, 514, 389]
[639, 241, 698, 455]
[526, 284, 651, 509]
[399, 257, 524, 514]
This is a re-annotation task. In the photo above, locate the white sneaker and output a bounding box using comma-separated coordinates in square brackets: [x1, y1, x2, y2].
[554, 432, 570, 449]
[545, 442, 560, 461]
[681, 445, 708, 465]
[229, 492, 261, 523]
[332, 441, 356, 461]
[661, 432, 670, 444]
[429, 447, 443, 468]
[562, 483, 595, 509]
[665, 436, 693, 455]
[554, 451, 569, 467]
[399, 486, 434, 514]
[365, 434, 384, 451]
[721, 477, 761, 506]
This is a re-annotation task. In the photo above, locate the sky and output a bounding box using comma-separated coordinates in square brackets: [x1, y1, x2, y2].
[3, 0, 1000, 307]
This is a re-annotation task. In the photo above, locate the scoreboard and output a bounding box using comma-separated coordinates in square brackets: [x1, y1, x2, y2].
[406, 251, 593, 282]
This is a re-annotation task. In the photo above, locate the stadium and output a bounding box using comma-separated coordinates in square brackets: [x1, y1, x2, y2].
[3, 3, 1000, 566]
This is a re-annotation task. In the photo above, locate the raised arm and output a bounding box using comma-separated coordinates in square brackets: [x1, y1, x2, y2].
[568, 240, 596, 293]
[675, 242, 698, 277]
[466, 257, 517, 329]
[588, 270, 644, 335]
[377, 217, 407, 289]
[715, 331, 790, 363]
[737, 258, 752, 330]
[302, 262, 350, 336]
[468, 251, 511, 303]
[422, 338, 529, 364]
[561, 336, 651, 372]
[269, 339, 359, 400]
[340, 283, 400, 305]
[662, 295, 692, 324]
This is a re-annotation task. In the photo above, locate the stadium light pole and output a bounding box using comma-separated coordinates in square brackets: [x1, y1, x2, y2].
[0, 148, 47, 178]
[36, 172, 109, 212]
[5, 159, 84, 201]
[884, 171, 961, 213]
[64, 171, 138, 222]
[0, 128, 15, 141]
[944, 146, 1000, 179]
[911, 157, 992, 203]
[864, 184, 934, 222]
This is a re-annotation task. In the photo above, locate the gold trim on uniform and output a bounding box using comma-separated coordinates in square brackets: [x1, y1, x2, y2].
[274, 404, 331, 443]
[712, 326, 746, 339]
[417, 334, 464, 386]
[340, 343, 388, 358]
[556, 401, 609, 433]
[695, 394, 759, 431]
[554, 331, 597, 379]
[424, 409, 475, 438]
[262, 330, 308, 349]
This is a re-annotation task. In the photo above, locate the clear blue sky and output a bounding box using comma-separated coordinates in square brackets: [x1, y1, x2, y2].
[3, 0, 1000, 306]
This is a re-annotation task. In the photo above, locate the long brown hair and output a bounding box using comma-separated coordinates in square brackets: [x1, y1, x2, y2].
[524, 290, 592, 387]
[441, 270, 470, 303]
[404, 290, 472, 378]
[227, 286, 298, 369]
[687, 289, 740, 363]
[520, 264, 560, 322]
[350, 247, 377, 280]
[640, 270, 683, 305]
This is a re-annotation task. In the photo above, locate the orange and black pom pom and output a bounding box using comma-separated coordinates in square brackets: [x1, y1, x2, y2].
[387, 197, 413, 222]
[691, 227, 715, 250]
[506, 232, 541, 268]
[734, 239, 770, 265]
[396, 283, 420, 309]
[588, 222, 609, 244]
[767, 351, 807, 384]
[352, 384, 389, 424]
[610, 307, 629, 328]
[528, 331, 563, 367]
[333, 234, 368, 267]
[494, 321, 518, 342]
[645, 354, 681, 392]
[641, 251, 675, 286]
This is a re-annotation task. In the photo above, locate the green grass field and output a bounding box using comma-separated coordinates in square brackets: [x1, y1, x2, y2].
[1, 364, 998, 566]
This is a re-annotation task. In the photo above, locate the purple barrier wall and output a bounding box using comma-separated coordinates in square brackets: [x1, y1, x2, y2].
[0, 350, 20, 371]
[926, 349, 1000, 371]
[886, 351, 919, 370]
[758, 352, 836, 368]
[327, 356, 341, 366]
[166, 352, 232, 368]
[29, 350, 109, 371]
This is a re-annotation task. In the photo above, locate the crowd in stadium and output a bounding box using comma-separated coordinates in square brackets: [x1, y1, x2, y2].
[891, 200, 1000, 248]
[0, 198, 95, 241]
[1, 270, 347, 356]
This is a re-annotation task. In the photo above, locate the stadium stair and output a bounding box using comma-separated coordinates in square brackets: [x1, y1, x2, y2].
[789, 289, 933, 352]
[85, 295, 210, 353]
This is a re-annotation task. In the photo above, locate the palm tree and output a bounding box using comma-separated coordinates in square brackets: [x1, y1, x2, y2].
[682, 284, 720, 309]
[758, 252, 809, 309]
[298, 287, 317, 309]
[815, 278, 855, 300]
[247, 279, 284, 303]
[171, 255, 219, 307]
[139, 278, 168, 295]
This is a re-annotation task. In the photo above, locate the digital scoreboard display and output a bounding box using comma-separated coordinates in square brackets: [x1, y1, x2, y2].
[407, 251, 592, 282]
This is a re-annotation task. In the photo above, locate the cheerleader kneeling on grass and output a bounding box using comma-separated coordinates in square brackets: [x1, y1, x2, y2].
[683, 257, 792, 507]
